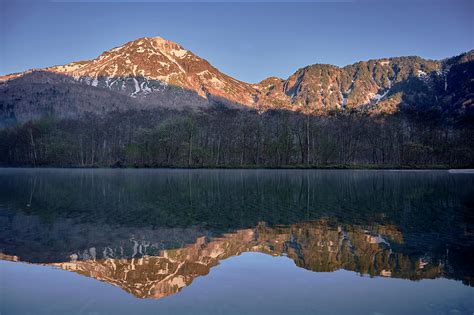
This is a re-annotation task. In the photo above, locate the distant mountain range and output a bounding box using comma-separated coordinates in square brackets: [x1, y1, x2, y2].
[0, 36, 473, 124]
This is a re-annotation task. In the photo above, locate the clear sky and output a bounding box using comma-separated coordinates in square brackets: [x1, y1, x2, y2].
[1, 0, 473, 83]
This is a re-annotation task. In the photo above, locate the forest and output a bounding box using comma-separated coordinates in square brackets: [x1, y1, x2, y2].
[0, 107, 472, 168]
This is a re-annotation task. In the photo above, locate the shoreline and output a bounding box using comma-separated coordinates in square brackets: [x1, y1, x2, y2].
[0, 164, 472, 171]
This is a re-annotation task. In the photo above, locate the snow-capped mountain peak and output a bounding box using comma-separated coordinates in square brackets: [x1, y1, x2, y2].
[38, 36, 257, 104]
[1, 36, 472, 114]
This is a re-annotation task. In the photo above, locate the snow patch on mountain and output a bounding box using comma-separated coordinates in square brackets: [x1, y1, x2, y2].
[171, 48, 188, 58]
[208, 76, 225, 88]
[417, 69, 427, 77]
[91, 77, 98, 87]
[372, 89, 390, 104]
[131, 78, 140, 97]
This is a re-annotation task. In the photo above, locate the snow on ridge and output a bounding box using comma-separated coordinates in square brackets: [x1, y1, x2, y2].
[132, 65, 137, 77]
[417, 69, 427, 77]
[372, 89, 390, 104]
[171, 48, 188, 58]
[131, 78, 140, 97]
[109, 46, 123, 53]
[208, 76, 225, 88]
[197, 70, 211, 76]
[154, 73, 175, 82]
[341, 93, 347, 108]
[108, 78, 119, 88]
[111, 64, 118, 77]
[151, 36, 168, 45]
[161, 51, 186, 74]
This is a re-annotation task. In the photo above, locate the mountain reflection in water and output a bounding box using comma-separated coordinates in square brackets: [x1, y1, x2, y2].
[0, 168, 473, 300]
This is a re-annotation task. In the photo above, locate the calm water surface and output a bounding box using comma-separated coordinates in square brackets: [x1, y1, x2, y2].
[0, 168, 473, 315]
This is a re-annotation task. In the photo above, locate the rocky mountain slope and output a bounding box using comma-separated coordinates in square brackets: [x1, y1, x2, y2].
[0, 36, 472, 123]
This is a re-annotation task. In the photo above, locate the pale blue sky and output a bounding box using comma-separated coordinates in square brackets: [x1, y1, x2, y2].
[1, 0, 473, 83]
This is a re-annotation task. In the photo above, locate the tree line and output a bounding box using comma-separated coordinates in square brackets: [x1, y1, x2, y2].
[0, 107, 472, 168]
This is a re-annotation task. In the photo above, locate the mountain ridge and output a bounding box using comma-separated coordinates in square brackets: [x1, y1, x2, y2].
[0, 36, 473, 124]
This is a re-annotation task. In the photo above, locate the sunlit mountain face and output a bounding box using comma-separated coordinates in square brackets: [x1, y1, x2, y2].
[0, 169, 473, 300]
[0, 36, 472, 124]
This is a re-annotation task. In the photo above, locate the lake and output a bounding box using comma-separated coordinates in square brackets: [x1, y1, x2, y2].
[0, 168, 473, 315]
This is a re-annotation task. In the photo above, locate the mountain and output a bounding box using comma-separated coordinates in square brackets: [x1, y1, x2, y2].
[260, 53, 473, 116]
[1, 36, 473, 124]
[0, 37, 257, 116]
[0, 221, 462, 299]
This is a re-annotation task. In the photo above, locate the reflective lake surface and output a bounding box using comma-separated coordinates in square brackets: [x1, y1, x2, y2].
[0, 168, 473, 314]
